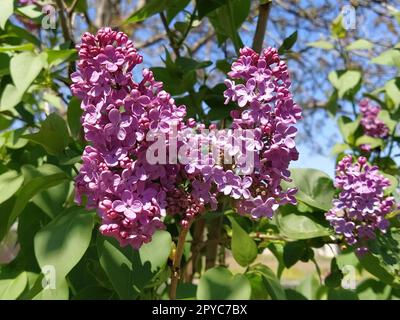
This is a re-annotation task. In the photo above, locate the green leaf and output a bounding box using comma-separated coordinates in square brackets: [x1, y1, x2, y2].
[6, 24, 40, 46]
[283, 241, 307, 268]
[176, 283, 197, 300]
[0, 114, 12, 130]
[139, 230, 173, 272]
[197, 0, 228, 18]
[21, 164, 71, 218]
[296, 274, 320, 300]
[23, 113, 70, 156]
[7, 172, 69, 233]
[208, 0, 250, 52]
[17, 204, 50, 272]
[266, 242, 285, 278]
[245, 272, 269, 299]
[337, 115, 360, 144]
[331, 14, 346, 39]
[355, 135, 384, 149]
[124, 0, 173, 24]
[325, 258, 344, 288]
[278, 31, 298, 54]
[0, 53, 10, 77]
[46, 49, 77, 67]
[197, 267, 251, 300]
[0, 273, 27, 300]
[358, 253, 395, 286]
[2, 127, 28, 149]
[284, 289, 308, 300]
[371, 49, 400, 67]
[328, 288, 358, 300]
[0, 0, 13, 29]
[64, 0, 87, 13]
[331, 143, 351, 155]
[277, 205, 331, 240]
[0, 43, 35, 52]
[216, 59, 231, 73]
[67, 97, 82, 138]
[384, 78, 400, 108]
[380, 172, 398, 195]
[176, 57, 212, 72]
[356, 279, 392, 300]
[166, 0, 190, 23]
[34, 208, 95, 281]
[202, 84, 235, 121]
[10, 52, 45, 94]
[97, 236, 155, 299]
[247, 264, 286, 300]
[378, 110, 398, 132]
[307, 40, 334, 50]
[16, 5, 43, 19]
[0, 84, 23, 111]
[151, 66, 196, 96]
[329, 70, 362, 98]
[33, 277, 69, 300]
[283, 168, 335, 211]
[43, 92, 63, 110]
[0, 170, 24, 205]
[229, 216, 258, 267]
[345, 39, 373, 51]
[73, 286, 113, 300]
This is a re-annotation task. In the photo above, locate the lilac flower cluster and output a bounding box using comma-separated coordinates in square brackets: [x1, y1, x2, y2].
[359, 98, 389, 139]
[72, 29, 302, 248]
[326, 155, 394, 254]
[72, 28, 190, 248]
[222, 47, 301, 218]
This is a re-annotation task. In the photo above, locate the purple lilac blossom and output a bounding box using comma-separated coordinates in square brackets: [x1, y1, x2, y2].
[222, 46, 301, 218]
[326, 155, 394, 254]
[359, 98, 389, 139]
[72, 28, 189, 248]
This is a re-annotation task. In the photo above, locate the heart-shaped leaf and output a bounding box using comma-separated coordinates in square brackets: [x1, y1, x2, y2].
[0, 170, 24, 205]
[197, 267, 251, 300]
[34, 208, 95, 280]
[10, 52, 45, 94]
[229, 216, 258, 267]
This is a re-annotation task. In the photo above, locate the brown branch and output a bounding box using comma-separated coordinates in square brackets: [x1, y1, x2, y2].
[55, 0, 73, 44]
[252, 1, 272, 53]
[67, 0, 79, 16]
[188, 219, 206, 281]
[169, 220, 193, 300]
[136, 34, 165, 49]
[192, 30, 215, 55]
[205, 216, 223, 270]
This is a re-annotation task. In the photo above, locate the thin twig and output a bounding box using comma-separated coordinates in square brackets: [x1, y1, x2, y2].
[55, 0, 73, 44]
[169, 220, 193, 300]
[252, 1, 272, 53]
[176, 3, 198, 48]
[159, 12, 180, 57]
[137, 34, 165, 49]
[67, 0, 79, 17]
[205, 215, 223, 270]
[192, 30, 215, 54]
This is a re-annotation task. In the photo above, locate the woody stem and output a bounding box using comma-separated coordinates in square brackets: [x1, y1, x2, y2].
[169, 220, 193, 300]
